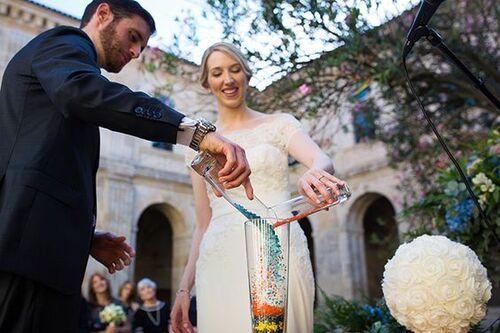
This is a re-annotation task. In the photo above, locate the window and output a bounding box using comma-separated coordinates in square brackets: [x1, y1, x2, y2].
[352, 105, 377, 143]
[351, 85, 377, 143]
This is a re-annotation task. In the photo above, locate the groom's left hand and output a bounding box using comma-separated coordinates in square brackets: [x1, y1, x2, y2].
[90, 231, 136, 274]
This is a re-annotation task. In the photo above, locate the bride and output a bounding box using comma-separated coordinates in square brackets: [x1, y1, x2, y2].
[170, 42, 345, 333]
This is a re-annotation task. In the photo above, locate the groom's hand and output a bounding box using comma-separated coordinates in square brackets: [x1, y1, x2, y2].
[90, 231, 135, 274]
[199, 132, 254, 200]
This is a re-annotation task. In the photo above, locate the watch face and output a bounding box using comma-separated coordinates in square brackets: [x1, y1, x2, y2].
[200, 119, 216, 131]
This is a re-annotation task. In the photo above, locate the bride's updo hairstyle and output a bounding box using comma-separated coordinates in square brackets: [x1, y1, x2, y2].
[199, 42, 253, 89]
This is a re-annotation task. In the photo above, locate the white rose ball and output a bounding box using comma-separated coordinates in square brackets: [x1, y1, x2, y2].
[382, 235, 492, 333]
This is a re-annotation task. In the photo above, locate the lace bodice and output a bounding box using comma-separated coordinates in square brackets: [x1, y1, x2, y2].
[185, 113, 303, 219]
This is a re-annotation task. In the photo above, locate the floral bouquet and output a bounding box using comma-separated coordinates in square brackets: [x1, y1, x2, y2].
[382, 235, 491, 333]
[99, 303, 126, 325]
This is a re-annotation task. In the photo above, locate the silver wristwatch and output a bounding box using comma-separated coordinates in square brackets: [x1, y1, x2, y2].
[189, 118, 217, 151]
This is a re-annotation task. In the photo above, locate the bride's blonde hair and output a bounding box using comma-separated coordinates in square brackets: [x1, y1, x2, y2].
[199, 42, 252, 89]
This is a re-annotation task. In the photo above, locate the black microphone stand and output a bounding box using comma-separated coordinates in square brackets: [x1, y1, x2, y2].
[409, 26, 500, 109]
[402, 25, 500, 242]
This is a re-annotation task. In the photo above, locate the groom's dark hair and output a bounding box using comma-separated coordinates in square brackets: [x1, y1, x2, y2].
[80, 0, 156, 34]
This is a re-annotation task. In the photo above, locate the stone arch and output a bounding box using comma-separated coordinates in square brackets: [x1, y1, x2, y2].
[345, 192, 398, 299]
[133, 203, 187, 305]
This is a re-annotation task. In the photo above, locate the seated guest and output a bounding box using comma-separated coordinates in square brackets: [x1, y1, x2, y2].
[88, 273, 131, 333]
[133, 278, 169, 333]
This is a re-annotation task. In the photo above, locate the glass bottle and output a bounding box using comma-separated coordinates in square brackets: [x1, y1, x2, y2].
[190, 151, 273, 219]
[270, 184, 351, 228]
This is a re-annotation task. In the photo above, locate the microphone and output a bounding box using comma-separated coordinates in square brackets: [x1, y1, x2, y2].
[403, 0, 446, 59]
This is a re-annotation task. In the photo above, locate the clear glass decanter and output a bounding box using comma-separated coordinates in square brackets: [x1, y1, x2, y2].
[190, 151, 272, 219]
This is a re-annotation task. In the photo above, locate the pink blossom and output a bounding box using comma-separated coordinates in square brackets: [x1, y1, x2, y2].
[391, 196, 402, 206]
[404, 13, 414, 26]
[489, 144, 500, 155]
[436, 153, 448, 169]
[418, 135, 433, 150]
[465, 15, 475, 33]
[150, 47, 163, 59]
[436, 162, 447, 169]
[298, 84, 312, 96]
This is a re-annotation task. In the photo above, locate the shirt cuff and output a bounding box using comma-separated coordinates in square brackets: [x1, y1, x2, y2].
[176, 116, 197, 147]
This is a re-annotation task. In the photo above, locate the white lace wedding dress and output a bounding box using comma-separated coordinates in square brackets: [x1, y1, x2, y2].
[186, 114, 314, 332]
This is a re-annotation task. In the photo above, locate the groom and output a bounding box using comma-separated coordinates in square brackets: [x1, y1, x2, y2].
[0, 0, 253, 330]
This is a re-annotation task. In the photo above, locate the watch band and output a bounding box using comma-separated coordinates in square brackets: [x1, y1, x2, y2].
[189, 119, 216, 151]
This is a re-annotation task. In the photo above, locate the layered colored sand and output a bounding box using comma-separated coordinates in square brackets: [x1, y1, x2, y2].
[252, 301, 284, 316]
[252, 315, 285, 333]
[252, 302, 285, 333]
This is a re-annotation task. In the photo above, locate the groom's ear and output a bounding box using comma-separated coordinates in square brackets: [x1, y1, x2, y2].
[94, 3, 114, 27]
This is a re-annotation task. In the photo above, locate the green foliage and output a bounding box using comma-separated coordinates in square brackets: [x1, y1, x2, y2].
[314, 290, 500, 333]
[402, 129, 500, 284]
[314, 290, 407, 333]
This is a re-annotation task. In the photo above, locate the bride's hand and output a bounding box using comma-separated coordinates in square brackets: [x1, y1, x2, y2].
[298, 169, 346, 206]
[170, 292, 194, 333]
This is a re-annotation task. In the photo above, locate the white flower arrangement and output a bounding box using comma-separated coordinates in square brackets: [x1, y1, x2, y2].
[472, 172, 496, 193]
[382, 235, 491, 333]
[99, 303, 126, 325]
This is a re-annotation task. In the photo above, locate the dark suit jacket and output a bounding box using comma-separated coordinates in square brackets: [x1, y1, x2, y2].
[0, 26, 185, 294]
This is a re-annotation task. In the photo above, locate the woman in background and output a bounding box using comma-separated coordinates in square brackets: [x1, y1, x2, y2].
[87, 273, 131, 333]
[133, 278, 169, 333]
[118, 281, 140, 318]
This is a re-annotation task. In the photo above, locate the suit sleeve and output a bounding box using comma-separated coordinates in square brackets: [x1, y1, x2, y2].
[31, 32, 185, 144]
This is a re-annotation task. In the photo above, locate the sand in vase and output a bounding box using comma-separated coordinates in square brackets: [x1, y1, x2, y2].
[245, 219, 289, 333]
[251, 301, 285, 333]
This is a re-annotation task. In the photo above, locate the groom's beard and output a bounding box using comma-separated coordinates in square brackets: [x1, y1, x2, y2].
[99, 21, 125, 73]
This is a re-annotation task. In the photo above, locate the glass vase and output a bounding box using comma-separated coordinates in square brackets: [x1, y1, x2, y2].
[245, 218, 290, 333]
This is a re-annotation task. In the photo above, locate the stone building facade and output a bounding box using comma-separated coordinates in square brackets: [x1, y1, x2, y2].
[0, 0, 405, 305]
